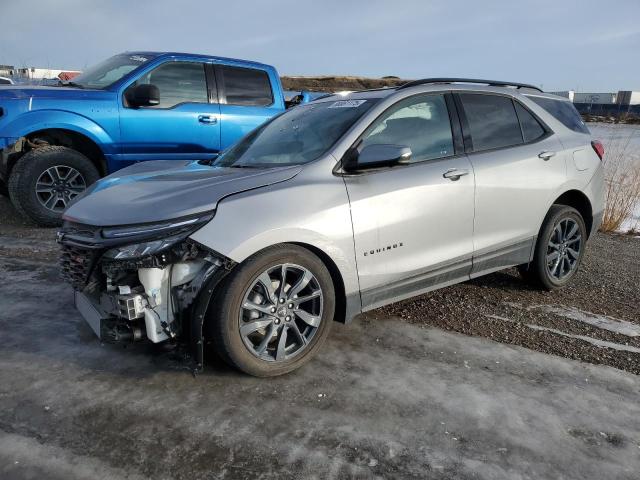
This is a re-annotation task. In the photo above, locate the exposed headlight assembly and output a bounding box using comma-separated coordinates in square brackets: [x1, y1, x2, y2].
[103, 235, 185, 260]
[102, 213, 213, 260]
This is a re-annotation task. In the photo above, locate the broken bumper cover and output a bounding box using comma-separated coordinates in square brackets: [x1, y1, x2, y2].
[75, 290, 105, 339]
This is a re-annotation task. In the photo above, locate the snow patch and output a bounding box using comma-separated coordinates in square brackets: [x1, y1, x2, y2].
[534, 305, 640, 337]
[526, 324, 640, 354]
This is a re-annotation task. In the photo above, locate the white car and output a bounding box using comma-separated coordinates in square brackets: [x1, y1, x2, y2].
[59, 78, 605, 376]
[0, 77, 14, 85]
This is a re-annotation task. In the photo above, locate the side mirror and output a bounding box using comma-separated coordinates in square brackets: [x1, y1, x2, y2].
[344, 144, 412, 172]
[127, 84, 160, 107]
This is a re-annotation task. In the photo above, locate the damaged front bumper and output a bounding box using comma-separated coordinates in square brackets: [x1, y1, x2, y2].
[58, 214, 235, 372]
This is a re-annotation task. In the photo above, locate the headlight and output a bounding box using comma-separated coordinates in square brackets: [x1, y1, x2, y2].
[102, 214, 213, 239]
[103, 235, 185, 260]
[101, 213, 213, 260]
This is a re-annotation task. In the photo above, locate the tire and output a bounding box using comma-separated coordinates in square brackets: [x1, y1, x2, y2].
[207, 244, 335, 377]
[8, 146, 100, 227]
[519, 205, 587, 290]
[0, 181, 7, 196]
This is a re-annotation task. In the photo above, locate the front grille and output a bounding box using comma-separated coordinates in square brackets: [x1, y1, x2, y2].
[59, 244, 99, 290]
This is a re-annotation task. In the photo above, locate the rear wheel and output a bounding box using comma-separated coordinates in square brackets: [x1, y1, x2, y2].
[8, 146, 100, 227]
[519, 205, 587, 290]
[207, 245, 335, 377]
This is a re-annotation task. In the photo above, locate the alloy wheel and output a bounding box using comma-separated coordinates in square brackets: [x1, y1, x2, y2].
[35, 165, 87, 212]
[546, 217, 582, 280]
[239, 263, 323, 362]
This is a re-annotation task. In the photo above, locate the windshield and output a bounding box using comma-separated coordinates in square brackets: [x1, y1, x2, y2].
[70, 54, 156, 89]
[214, 99, 378, 168]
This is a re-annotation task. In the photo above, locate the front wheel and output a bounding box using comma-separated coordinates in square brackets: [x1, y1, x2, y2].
[8, 146, 100, 227]
[207, 245, 335, 377]
[519, 205, 587, 290]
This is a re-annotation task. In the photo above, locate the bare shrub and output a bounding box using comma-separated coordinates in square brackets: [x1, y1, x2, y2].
[600, 128, 640, 233]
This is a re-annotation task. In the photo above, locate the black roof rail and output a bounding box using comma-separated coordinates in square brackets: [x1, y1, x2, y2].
[398, 78, 543, 93]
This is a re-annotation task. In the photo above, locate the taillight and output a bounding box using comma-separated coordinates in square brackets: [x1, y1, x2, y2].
[591, 140, 604, 161]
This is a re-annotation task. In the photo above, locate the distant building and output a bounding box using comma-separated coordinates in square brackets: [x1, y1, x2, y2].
[0, 65, 15, 77]
[573, 92, 617, 105]
[616, 91, 640, 106]
[550, 90, 575, 101]
[14, 67, 81, 81]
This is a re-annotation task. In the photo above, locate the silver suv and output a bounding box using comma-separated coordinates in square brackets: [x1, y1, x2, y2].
[59, 78, 605, 376]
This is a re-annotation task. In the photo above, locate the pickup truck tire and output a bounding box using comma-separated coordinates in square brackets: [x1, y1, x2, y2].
[207, 245, 335, 377]
[8, 146, 100, 227]
[519, 205, 587, 290]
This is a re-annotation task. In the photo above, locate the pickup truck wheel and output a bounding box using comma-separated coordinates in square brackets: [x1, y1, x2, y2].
[207, 245, 335, 377]
[8, 146, 100, 227]
[519, 205, 587, 290]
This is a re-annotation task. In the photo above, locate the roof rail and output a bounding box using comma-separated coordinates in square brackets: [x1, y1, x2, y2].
[398, 78, 543, 93]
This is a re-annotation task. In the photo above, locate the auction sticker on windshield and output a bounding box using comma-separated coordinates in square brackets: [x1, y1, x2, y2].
[328, 100, 367, 108]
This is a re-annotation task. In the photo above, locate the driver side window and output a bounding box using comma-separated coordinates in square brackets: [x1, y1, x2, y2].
[361, 94, 454, 163]
[130, 61, 208, 109]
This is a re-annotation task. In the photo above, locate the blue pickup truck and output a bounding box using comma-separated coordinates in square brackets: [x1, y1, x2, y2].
[0, 52, 299, 226]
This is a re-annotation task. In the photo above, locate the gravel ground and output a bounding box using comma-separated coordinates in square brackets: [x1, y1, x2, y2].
[379, 232, 640, 374]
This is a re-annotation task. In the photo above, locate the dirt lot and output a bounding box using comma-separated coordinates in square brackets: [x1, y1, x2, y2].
[1, 197, 640, 479]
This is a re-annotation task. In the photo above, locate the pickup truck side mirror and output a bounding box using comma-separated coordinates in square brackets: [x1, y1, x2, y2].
[343, 144, 412, 172]
[127, 84, 160, 107]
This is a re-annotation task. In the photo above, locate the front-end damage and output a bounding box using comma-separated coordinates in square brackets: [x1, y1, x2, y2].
[57, 214, 235, 372]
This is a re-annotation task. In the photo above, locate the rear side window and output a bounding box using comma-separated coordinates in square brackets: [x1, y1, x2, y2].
[514, 102, 546, 142]
[459, 94, 523, 151]
[220, 66, 273, 106]
[134, 61, 208, 108]
[0, 78, 11, 85]
[527, 96, 589, 134]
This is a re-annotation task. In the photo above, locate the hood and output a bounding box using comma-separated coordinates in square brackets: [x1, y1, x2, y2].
[0, 85, 111, 101]
[63, 160, 302, 226]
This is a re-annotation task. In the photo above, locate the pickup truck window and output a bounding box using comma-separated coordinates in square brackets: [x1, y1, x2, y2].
[214, 99, 378, 167]
[72, 54, 156, 89]
[132, 62, 208, 108]
[220, 65, 273, 106]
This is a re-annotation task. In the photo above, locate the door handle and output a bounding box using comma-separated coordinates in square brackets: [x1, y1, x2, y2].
[443, 168, 469, 181]
[538, 151, 556, 161]
[198, 115, 218, 125]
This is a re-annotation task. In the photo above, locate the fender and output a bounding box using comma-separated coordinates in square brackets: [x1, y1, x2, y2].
[3, 109, 118, 155]
[188, 161, 363, 319]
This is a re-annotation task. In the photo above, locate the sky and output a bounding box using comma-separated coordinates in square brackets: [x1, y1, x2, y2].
[0, 0, 639, 92]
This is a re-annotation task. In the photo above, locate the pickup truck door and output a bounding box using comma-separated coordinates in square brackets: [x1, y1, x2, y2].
[215, 64, 283, 150]
[118, 61, 221, 164]
[343, 93, 475, 310]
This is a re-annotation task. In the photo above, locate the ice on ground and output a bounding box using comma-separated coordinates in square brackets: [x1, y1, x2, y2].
[527, 324, 640, 354]
[535, 305, 640, 337]
[504, 302, 640, 337]
[484, 313, 640, 354]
